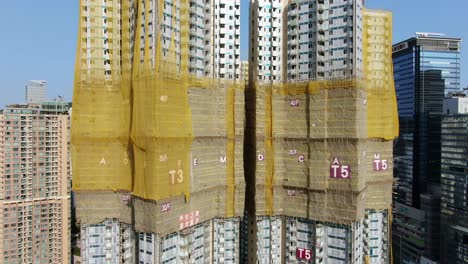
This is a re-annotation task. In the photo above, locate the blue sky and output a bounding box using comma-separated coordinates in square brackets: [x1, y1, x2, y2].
[0, 0, 466, 107]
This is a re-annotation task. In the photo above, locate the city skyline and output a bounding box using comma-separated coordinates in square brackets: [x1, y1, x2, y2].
[0, 0, 467, 108]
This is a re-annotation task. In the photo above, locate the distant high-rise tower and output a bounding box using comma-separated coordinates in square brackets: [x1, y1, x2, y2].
[0, 102, 71, 263]
[392, 34, 461, 264]
[25, 80, 47, 103]
[440, 94, 468, 264]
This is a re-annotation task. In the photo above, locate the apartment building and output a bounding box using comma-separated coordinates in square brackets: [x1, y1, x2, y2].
[135, 0, 240, 79]
[247, 1, 393, 263]
[249, 0, 284, 83]
[285, 0, 363, 81]
[75, 0, 396, 262]
[80, 219, 135, 263]
[75, 1, 243, 263]
[0, 102, 71, 264]
[249, 0, 364, 83]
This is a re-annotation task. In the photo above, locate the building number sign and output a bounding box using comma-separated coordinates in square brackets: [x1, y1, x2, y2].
[330, 157, 351, 179]
[296, 248, 313, 261]
[373, 154, 388, 171]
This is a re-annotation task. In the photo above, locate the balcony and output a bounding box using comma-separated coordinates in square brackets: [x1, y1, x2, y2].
[317, 13, 329, 22]
[317, 45, 325, 53]
[317, 35, 325, 43]
[317, 4, 328, 12]
[288, 28, 297, 35]
[288, 49, 298, 56]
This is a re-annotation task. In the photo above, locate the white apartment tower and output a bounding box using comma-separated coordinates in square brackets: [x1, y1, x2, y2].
[136, 0, 240, 79]
[286, 0, 364, 80]
[250, 0, 364, 83]
[254, 212, 389, 264]
[80, 219, 135, 263]
[249, 0, 284, 83]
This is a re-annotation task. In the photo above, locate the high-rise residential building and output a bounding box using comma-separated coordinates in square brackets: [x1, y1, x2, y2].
[25, 80, 47, 104]
[74, 0, 397, 263]
[440, 94, 468, 264]
[0, 102, 71, 264]
[134, 0, 240, 79]
[246, 1, 396, 263]
[392, 33, 461, 264]
[249, 0, 364, 83]
[74, 1, 243, 263]
[249, 0, 284, 83]
[285, 0, 364, 81]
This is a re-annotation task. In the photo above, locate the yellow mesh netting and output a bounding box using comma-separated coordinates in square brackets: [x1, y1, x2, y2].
[250, 8, 398, 223]
[73, 0, 243, 223]
[72, 0, 133, 191]
[72, 1, 396, 234]
[363, 9, 398, 140]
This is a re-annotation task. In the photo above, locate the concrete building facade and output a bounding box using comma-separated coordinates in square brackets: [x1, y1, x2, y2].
[0, 103, 71, 264]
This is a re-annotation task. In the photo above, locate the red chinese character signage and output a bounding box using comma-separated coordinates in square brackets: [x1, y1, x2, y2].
[373, 154, 388, 171]
[330, 157, 350, 179]
[121, 194, 131, 204]
[179, 211, 200, 230]
[296, 248, 313, 261]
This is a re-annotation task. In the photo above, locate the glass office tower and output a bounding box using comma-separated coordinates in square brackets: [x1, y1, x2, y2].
[392, 33, 461, 264]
